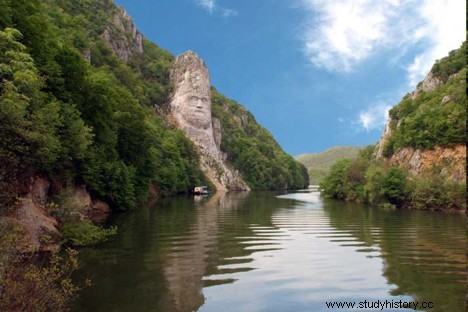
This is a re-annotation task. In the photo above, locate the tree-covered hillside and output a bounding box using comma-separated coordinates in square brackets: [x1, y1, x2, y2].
[296, 146, 363, 185]
[212, 89, 309, 190]
[382, 41, 466, 157]
[320, 42, 466, 211]
[0, 0, 211, 211]
[0, 0, 308, 212]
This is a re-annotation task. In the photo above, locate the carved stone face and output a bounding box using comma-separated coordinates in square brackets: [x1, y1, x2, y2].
[170, 51, 213, 131]
[179, 91, 211, 129]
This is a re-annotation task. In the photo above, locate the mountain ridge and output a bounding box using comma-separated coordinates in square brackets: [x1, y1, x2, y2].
[296, 146, 364, 185]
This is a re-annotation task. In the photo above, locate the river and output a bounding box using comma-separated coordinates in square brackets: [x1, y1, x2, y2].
[72, 189, 466, 312]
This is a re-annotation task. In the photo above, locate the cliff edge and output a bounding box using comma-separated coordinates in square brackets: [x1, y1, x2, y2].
[169, 51, 250, 191]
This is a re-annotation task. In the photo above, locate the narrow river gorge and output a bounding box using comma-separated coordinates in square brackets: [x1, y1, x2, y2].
[72, 190, 465, 312]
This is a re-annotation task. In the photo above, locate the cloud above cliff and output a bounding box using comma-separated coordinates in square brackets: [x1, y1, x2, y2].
[300, 0, 465, 85]
[358, 102, 392, 131]
[404, 0, 465, 86]
[195, 0, 238, 17]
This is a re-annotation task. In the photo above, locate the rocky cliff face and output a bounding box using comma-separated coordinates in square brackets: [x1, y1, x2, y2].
[101, 7, 144, 63]
[9, 177, 110, 251]
[387, 145, 466, 183]
[375, 67, 466, 183]
[169, 51, 249, 191]
[375, 119, 393, 158]
[410, 72, 443, 100]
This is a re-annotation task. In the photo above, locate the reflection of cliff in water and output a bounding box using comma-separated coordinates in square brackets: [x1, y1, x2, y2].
[162, 192, 239, 312]
[321, 199, 466, 312]
[161, 191, 288, 312]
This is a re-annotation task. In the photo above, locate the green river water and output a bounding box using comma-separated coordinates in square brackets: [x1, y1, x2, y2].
[72, 190, 466, 312]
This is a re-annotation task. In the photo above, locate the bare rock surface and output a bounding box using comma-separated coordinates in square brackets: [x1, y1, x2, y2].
[10, 178, 111, 251]
[411, 72, 442, 100]
[374, 119, 393, 158]
[101, 7, 144, 63]
[169, 51, 249, 191]
[388, 145, 466, 183]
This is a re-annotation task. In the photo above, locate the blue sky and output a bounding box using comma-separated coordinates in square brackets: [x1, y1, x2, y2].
[115, 0, 465, 155]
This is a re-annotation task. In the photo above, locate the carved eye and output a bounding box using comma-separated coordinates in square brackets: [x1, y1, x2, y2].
[190, 96, 199, 102]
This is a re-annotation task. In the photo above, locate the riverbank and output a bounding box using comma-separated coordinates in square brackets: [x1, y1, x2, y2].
[71, 190, 466, 312]
[319, 147, 466, 212]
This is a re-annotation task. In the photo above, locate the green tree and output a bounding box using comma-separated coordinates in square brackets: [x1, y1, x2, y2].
[381, 167, 407, 206]
[320, 159, 351, 199]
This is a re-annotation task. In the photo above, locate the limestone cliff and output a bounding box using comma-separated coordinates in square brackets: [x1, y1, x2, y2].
[101, 7, 144, 63]
[387, 145, 466, 183]
[375, 44, 466, 183]
[169, 51, 250, 191]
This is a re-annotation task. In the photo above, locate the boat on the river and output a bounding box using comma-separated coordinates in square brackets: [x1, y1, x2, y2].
[193, 186, 211, 195]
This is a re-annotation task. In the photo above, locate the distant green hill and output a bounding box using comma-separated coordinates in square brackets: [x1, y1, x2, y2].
[296, 146, 364, 185]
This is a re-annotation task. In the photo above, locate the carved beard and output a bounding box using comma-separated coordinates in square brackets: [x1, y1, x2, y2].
[173, 89, 212, 130]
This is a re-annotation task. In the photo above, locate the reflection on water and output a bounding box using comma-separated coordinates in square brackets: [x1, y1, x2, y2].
[73, 190, 465, 312]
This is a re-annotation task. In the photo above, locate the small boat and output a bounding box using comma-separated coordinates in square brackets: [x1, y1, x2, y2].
[193, 186, 211, 195]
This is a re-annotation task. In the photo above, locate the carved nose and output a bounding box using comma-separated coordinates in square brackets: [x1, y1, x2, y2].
[196, 99, 203, 108]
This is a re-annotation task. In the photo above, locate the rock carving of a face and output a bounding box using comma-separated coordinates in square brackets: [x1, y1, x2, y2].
[170, 52, 212, 130]
[177, 90, 211, 129]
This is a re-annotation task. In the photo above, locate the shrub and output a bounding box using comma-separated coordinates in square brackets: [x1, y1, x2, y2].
[408, 178, 466, 210]
[320, 159, 351, 199]
[381, 167, 407, 206]
[61, 220, 117, 247]
[0, 221, 81, 311]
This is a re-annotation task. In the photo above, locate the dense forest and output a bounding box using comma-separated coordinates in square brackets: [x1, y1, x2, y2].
[0, 0, 209, 212]
[0, 0, 308, 214]
[211, 89, 309, 190]
[0, 1, 308, 309]
[320, 42, 466, 211]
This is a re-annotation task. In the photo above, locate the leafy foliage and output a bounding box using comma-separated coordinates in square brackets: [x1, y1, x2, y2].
[320, 147, 465, 211]
[384, 42, 466, 155]
[320, 159, 351, 199]
[0, 0, 307, 213]
[430, 41, 466, 81]
[211, 88, 309, 190]
[0, 221, 81, 311]
[61, 220, 117, 247]
[296, 146, 364, 185]
[0, 0, 211, 211]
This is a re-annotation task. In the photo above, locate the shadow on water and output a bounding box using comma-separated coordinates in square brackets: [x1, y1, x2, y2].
[72, 190, 466, 312]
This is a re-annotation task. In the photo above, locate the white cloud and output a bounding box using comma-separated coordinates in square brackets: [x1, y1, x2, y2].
[300, 0, 465, 85]
[221, 8, 238, 17]
[358, 102, 392, 131]
[195, 0, 238, 17]
[405, 0, 466, 86]
[196, 0, 215, 13]
[300, 0, 404, 71]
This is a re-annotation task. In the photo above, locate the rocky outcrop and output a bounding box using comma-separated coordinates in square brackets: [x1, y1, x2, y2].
[376, 66, 465, 183]
[388, 145, 466, 183]
[101, 7, 144, 63]
[68, 186, 111, 222]
[169, 51, 250, 191]
[375, 119, 393, 158]
[410, 72, 442, 100]
[13, 177, 59, 251]
[9, 177, 110, 251]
